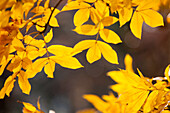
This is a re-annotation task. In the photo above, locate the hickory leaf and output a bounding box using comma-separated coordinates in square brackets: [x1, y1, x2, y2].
[74, 8, 90, 26]
[17, 71, 31, 95]
[0, 73, 17, 99]
[99, 29, 122, 44]
[73, 24, 98, 36]
[44, 28, 53, 43]
[44, 59, 55, 78]
[50, 56, 83, 69]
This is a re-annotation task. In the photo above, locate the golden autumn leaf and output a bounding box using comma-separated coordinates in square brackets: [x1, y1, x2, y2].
[12, 38, 25, 51]
[124, 54, 134, 72]
[73, 40, 96, 54]
[48, 45, 73, 57]
[44, 59, 55, 78]
[165, 64, 170, 82]
[108, 70, 152, 112]
[101, 16, 118, 26]
[21, 98, 44, 113]
[94, 0, 109, 18]
[50, 56, 83, 69]
[0, 0, 16, 10]
[22, 57, 32, 70]
[99, 28, 122, 44]
[44, 28, 53, 43]
[130, 0, 164, 39]
[73, 40, 118, 64]
[11, 2, 23, 20]
[24, 35, 45, 48]
[26, 58, 48, 78]
[17, 71, 31, 95]
[118, 7, 133, 27]
[86, 43, 101, 64]
[0, 73, 17, 99]
[97, 41, 118, 64]
[23, 2, 34, 18]
[7, 56, 22, 72]
[49, 8, 60, 27]
[0, 10, 12, 27]
[0, 55, 13, 76]
[73, 24, 98, 36]
[74, 8, 90, 26]
[61, 1, 90, 11]
[143, 90, 159, 113]
[23, 102, 37, 112]
[130, 11, 143, 39]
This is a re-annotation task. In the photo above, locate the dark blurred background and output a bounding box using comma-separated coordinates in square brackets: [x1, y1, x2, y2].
[0, 0, 169, 113]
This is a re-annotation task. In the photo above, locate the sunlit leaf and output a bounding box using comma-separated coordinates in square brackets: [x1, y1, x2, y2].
[99, 29, 122, 44]
[44, 28, 53, 43]
[17, 71, 31, 95]
[73, 24, 98, 36]
[97, 41, 119, 64]
[74, 8, 90, 26]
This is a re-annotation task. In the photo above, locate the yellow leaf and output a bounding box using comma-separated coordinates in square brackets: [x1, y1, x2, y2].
[73, 24, 98, 36]
[36, 20, 45, 32]
[23, 2, 34, 18]
[136, 0, 155, 11]
[164, 64, 170, 82]
[44, 0, 50, 9]
[17, 71, 31, 95]
[90, 7, 101, 24]
[26, 58, 48, 78]
[86, 43, 101, 64]
[118, 7, 133, 27]
[17, 31, 24, 39]
[99, 29, 122, 44]
[26, 22, 33, 33]
[124, 54, 134, 72]
[12, 38, 25, 51]
[108, 70, 148, 89]
[49, 17, 59, 27]
[44, 59, 55, 78]
[48, 45, 73, 57]
[97, 41, 118, 64]
[23, 102, 36, 112]
[24, 35, 45, 48]
[143, 90, 159, 113]
[31, 6, 44, 14]
[37, 97, 41, 110]
[44, 28, 53, 43]
[26, 46, 40, 60]
[125, 89, 149, 113]
[11, 2, 23, 19]
[7, 56, 22, 72]
[62, 1, 90, 11]
[73, 40, 96, 55]
[94, 0, 109, 17]
[74, 8, 90, 26]
[140, 9, 164, 27]
[0, 73, 16, 99]
[130, 11, 143, 39]
[0, 0, 16, 10]
[0, 10, 12, 27]
[50, 56, 83, 69]
[101, 16, 118, 26]
[22, 57, 32, 70]
[0, 55, 13, 76]
[83, 94, 109, 112]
